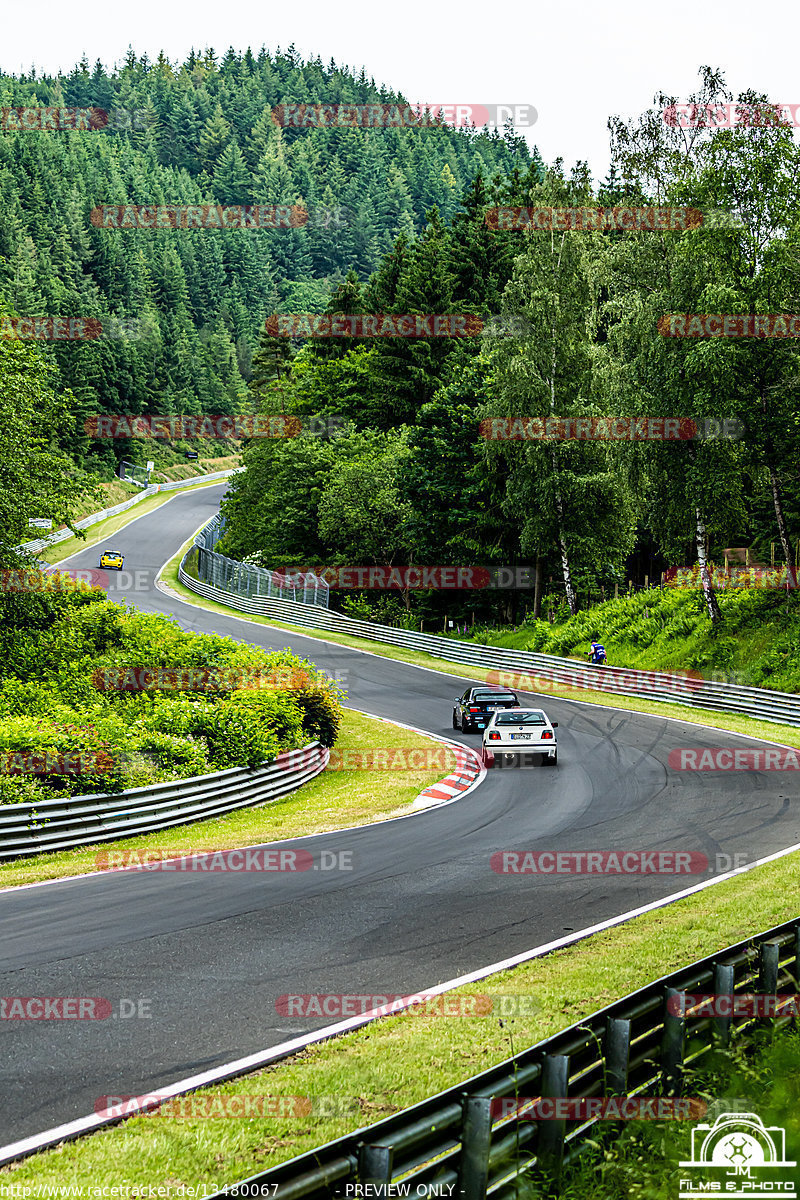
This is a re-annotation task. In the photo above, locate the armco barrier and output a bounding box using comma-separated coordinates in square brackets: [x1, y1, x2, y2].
[210, 919, 800, 1198]
[193, 513, 330, 608]
[0, 743, 326, 861]
[19, 468, 240, 555]
[179, 524, 800, 728]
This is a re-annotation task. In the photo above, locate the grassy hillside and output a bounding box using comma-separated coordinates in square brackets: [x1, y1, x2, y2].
[459, 586, 800, 692]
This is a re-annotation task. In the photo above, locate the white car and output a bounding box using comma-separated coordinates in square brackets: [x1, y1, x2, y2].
[482, 707, 558, 767]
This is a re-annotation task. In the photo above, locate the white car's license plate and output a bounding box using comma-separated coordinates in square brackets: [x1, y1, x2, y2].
[510, 733, 532, 739]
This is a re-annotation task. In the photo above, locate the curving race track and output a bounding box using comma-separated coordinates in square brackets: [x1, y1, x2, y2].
[1, 483, 799, 1149]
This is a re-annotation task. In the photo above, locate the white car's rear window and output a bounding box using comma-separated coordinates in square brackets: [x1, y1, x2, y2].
[494, 711, 547, 726]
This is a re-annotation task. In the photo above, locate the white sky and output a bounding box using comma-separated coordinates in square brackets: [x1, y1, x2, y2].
[1, 0, 793, 180]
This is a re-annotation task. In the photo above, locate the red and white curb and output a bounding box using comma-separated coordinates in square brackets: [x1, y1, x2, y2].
[414, 741, 483, 807]
[343, 708, 485, 811]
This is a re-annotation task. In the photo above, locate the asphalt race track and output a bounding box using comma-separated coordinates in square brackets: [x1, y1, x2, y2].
[1, 483, 798, 1147]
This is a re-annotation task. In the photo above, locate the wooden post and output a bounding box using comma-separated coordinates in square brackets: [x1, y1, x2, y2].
[614, 582, 619, 599]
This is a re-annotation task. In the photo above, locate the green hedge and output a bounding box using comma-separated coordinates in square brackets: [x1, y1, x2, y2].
[0, 574, 346, 804]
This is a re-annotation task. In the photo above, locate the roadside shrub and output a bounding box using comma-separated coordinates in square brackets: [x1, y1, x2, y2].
[0, 716, 125, 796]
[290, 683, 344, 747]
[0, 773, 52, 805]
[132, 732, 210, 779]
[195, 699, 285, 768]
[0, 605, 343, 804]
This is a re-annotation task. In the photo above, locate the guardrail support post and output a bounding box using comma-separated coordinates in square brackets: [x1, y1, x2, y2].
[713, 963, 735, 1046]
[605, 1018, 631, 1093]
[759, 940, 781, 1032]
[662, 988, 685, 1095]
[358, 1142, 393, 1185]
[457, 1095, 493, 1200]
[537, 1054, 569, 1185]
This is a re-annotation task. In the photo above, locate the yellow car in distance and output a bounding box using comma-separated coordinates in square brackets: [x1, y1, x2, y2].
[99, 550, 125, 570]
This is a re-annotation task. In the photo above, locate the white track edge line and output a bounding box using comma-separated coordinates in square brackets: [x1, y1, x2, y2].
[2, 834, 799, 1166]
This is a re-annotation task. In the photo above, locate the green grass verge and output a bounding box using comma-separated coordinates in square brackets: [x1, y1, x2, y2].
[0, 709, 456, 890]
[4, 846, 800, 1187]
[160, 547, 800, 752]
[151, 456, 240, 484]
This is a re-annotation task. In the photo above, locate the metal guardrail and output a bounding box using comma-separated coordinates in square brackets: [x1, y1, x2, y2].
[212, 918, 800, 1199]
[19, 469, 240, 555]
[155, 468, 240, 492]
[179, 525, 800, 728]
[192, 515, 330, 609]
[0, 743, 327, 861]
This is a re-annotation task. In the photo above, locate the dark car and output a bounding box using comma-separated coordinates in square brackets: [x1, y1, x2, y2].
[452, 686, 520, 733]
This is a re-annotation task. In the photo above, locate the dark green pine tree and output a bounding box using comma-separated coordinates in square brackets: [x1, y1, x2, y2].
[364, 234, 408, 310]
[370, 209, 459, 425]
[311, 269, 364, 361]
[198, 103, 232, 172]
[213, 141, 251, 204]
[251, 325, 295, 413]
[447, 174, 516, 313]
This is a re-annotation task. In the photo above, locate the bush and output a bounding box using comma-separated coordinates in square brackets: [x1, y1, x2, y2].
[0, 715, 125, 796]
[195, 698, 285, 768]
[290, 684, 344, 747]
[0, 773, 52, 805]
[132, 732, 210, 779]
[0, 605, 344, 804]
